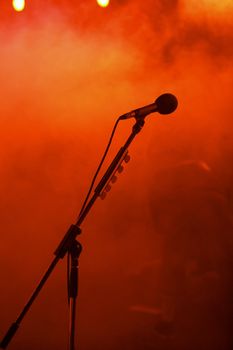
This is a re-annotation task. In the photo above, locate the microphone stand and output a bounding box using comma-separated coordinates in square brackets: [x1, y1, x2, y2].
[0, 118, 145, 350]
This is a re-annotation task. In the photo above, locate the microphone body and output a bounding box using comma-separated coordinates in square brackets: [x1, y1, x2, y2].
[119, 93, 178, 120]
[120, 102, 157, 120]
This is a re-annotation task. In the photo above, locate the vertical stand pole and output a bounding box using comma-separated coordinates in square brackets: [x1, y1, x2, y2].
[68, 240, 82, 350]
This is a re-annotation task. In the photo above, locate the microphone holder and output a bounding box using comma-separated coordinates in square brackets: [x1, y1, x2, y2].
[0, 117, 145, 350]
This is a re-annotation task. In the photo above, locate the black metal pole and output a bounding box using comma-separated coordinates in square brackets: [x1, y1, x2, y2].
[68, 240, 82, 350]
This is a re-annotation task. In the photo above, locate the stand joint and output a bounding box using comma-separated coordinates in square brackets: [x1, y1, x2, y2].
[54, 224, 81, 259]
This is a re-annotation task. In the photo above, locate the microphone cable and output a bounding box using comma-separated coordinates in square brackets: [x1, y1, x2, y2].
[67, 116, 122, 304]
[78, 116, 122, 218]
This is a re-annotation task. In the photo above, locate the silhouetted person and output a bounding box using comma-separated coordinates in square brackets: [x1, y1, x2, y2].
[128, 160, 233, 350]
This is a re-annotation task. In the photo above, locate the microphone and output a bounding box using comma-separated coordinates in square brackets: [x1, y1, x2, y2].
[119, 93, 178, 120]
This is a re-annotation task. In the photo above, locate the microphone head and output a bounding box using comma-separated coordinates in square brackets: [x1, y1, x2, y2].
[155, 93, 178, 115]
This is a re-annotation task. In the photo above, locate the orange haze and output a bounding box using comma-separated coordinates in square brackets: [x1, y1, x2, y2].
[0, 1, 232, 349]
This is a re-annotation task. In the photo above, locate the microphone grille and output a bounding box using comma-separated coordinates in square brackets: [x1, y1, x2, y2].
[155, 93, 178, 115]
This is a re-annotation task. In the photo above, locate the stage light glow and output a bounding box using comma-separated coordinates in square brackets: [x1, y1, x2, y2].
[12, 0, 25, 12]
[97, 0, 110, 8]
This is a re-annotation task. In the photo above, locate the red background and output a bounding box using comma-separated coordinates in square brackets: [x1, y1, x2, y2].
[0, 1, 233, 349]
